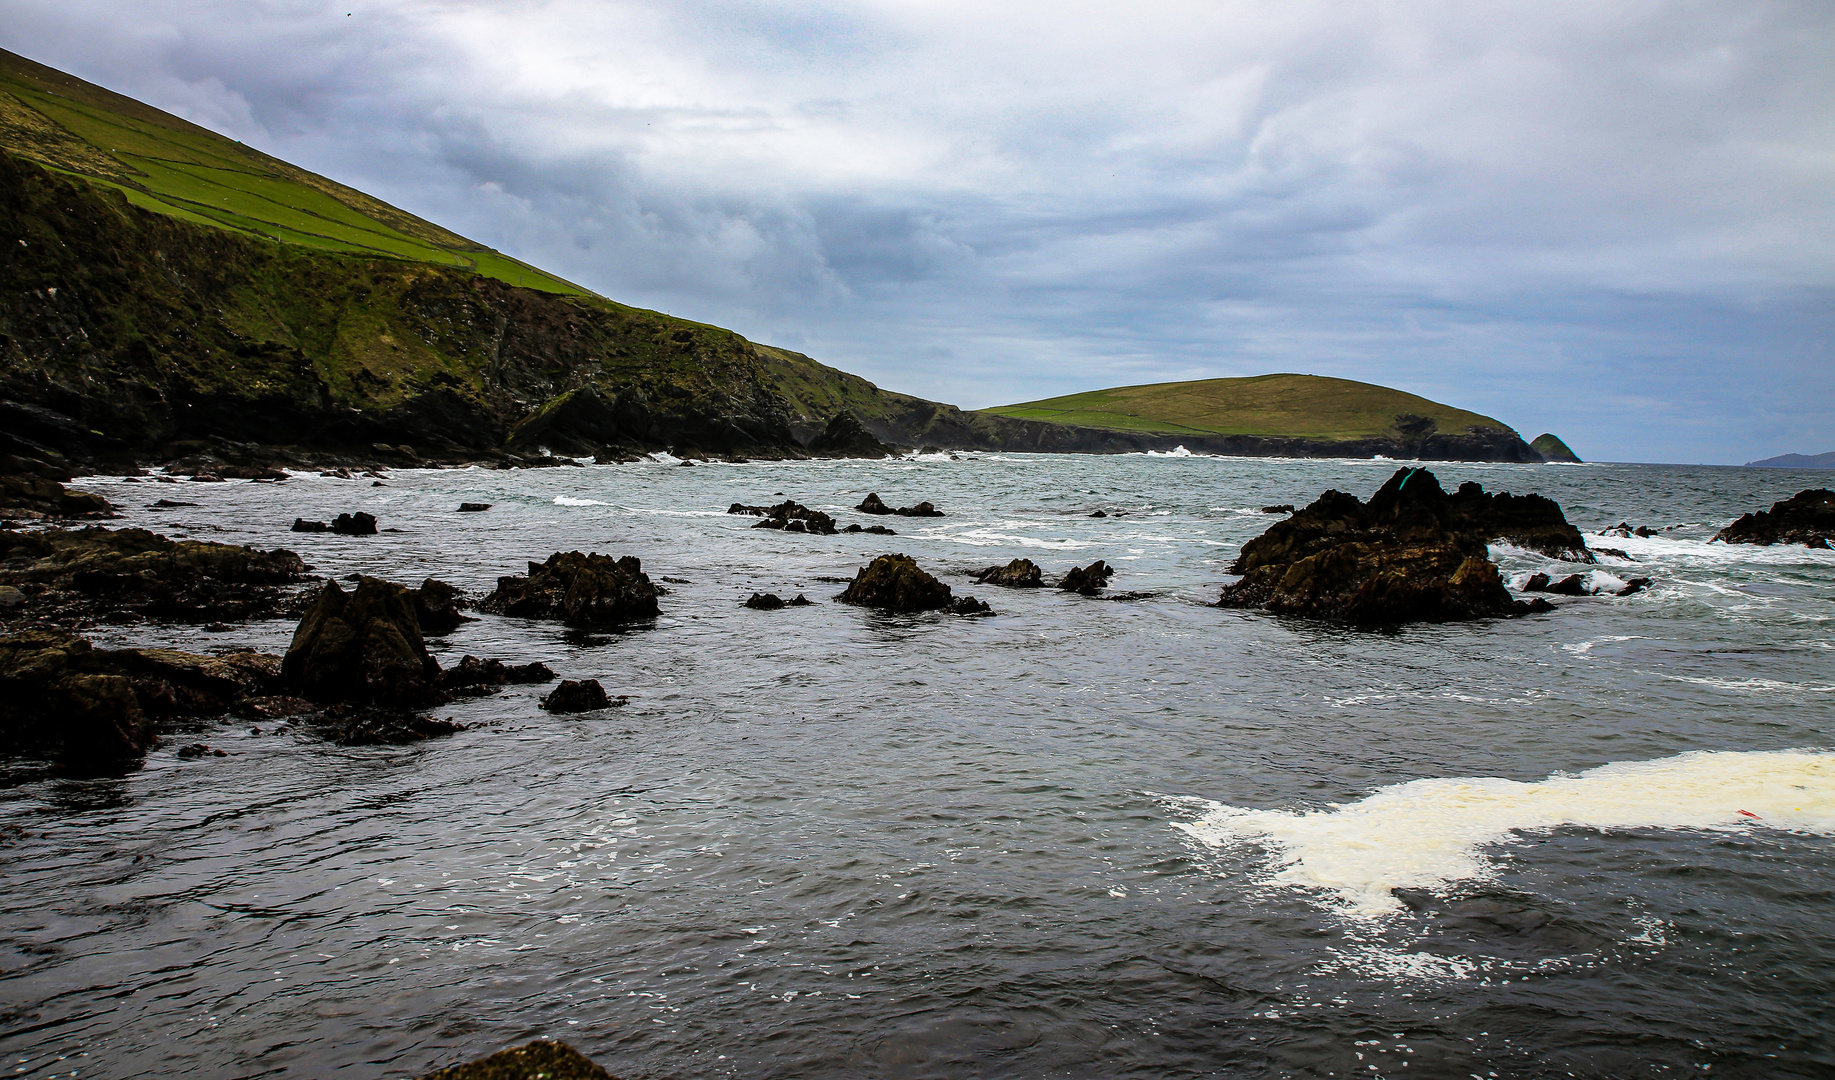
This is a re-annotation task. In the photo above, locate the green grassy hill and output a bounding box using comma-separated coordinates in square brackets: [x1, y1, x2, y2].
[0, 48, 585, 294]
[982, 374, 1517, 442]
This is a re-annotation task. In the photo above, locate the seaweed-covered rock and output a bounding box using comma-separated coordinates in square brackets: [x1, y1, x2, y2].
[0, 476, 113, 520]
[306, 705, 464, 745]
[419, 1040, 614, 1080]
[1712, 489, 1835, 547]
[856, 493, 945, 517]
[1059, 561, 1115, 595]
[1218, 468, 1565, 623]
[282, 577, 444, 706]
[541, 679, 617, 713]
[412, 578, 473, 635]
[0, 526, 309, 627]
[974, 558, 1043, 588]
[478, 551, 660, 626]
[838, 554, 954, 612]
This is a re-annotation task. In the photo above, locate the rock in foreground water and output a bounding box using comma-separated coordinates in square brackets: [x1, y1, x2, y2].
[837, 553, 989, 614]
[1059, 561, 1115, 595]
[283, 577, 444, 706]
[0, 475, 113, 519]
[419, 1039, 615, 1080]
[974, 558, 1043, 587]
[1217, 467, 1564, 623]
[856, 493, 945, 517]
[479, 551, 661, 625]
[542, 679, 618, 713]
[1712, 489, 1835, 548]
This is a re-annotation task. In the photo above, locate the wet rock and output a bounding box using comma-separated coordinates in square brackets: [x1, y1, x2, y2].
[1059, 561, 1115, 595]
[542, 679, 618, 713]
[1089, 510, 1108, 518]
[419, 1039, 614, 1080]
[331, 512, 378, 535]
[321, 468, 354, 479]
[150, 499, 197, 508]
[0, 475, 114, 520]
[292, 518, 329, 533]
[308, 705, 464, 745]
[1521, 572, 1552, 593]
[841, 523, 897, 535]
[838, 554, 954, 612]
[949, 595, 993, 615]
[411, 578, 473, 635]
[1712, 489, 1835, 547]
[441, 655, 557, 695]
[1600, 522, 1659, 539]
[732, 499, 839, 534]
[1617, 577, 1652, 596]
[0, 526, 309, 627]
[0, 585, 22, 609]
[282, 577, 445, 706]
[176, 743, 227, 759]
[457, 502, 492, 512]
[1545, 574, 1591, 596]
[1260, 504, 1296, 514]
[974, 558, 1043, 588]
[744, 592, 787, 610]
[1217, 468, 1570, 623]
[1594, 547, 1634, 560]
[478, 551, 660, 626]
[238, 695, 318, 719]
[856, 492, 945, 517]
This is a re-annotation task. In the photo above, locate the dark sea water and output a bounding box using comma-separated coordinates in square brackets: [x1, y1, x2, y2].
[2, 453, 1832, 1080]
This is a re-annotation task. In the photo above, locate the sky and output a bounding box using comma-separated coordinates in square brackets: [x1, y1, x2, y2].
[4, 0, 1831, 463]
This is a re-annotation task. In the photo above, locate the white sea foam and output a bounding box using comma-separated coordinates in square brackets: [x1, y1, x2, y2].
[553, 496, 610, 506]
[1173, 750, 1835, 915]
[1144, 446, 1195, 457]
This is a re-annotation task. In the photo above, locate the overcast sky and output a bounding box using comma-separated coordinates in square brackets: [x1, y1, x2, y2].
[6, 0, 1831, 462]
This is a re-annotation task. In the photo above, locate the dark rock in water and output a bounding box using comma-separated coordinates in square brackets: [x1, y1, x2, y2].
[857, 492, 945, 517]
[1545, 574, 1591, 596]
[733, 499, 838, 534]
[283, 577, 444, 706]
[1617, 577, 1652, 596]
[150, 499, 197, 508]
[331, 511, 378, 535]
[442, 655, 556, 695]
[1260, 504, 1296, 514]
[788, 593, 812, 606]
[1089, 510, 1108, 518]
[478, 551, 660, 625]
[745, 592, 787, 610]
[1594, 547, 1634, 560]
[0, 630, 283, 770]
[842, 523, 896, 535]
[0, 475, 114, 520]
[292, 518, 329, 533]
[237, 695, 317, 719]
[1521, 572, 1552, 593]
[974, 558, 1044, 588]
[838, 553, 954, 612]
[542, 679, 617, 713]
[176, 743, 227, 759]
[418, 1039, 614, 1080]
[0, 526, 309, 627]
[807, 411, 895, 458]
[309, 705, 464, 745]
[1600, 522, 1659, 539]
[1217, 468, 1569, 623]
[1059, 561, 1115, 595]
[1712, 489, 1835, 547]
[457, 502, 491, 512]
[412, 578, 473, 635]
[949, 595, 993, 615]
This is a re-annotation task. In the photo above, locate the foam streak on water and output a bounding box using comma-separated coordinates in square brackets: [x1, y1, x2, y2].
[1175, 750, 1835, 913]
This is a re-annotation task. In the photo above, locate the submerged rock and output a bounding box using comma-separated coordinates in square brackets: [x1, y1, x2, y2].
[541, 679, 619, 713]
[856, 492, 945, 517]
[441, 655, 556, 695]
[974, 558, 1044, 588]
[306, 705, 464, 745]
[1217, 467, 1572, 623]
[283, 577, 444, 706]
[419, 1039, 614, 1080]
[478, 551, 660, 626]
[1712, 489, 1835, 547]
[1059, 561, 1115, 595]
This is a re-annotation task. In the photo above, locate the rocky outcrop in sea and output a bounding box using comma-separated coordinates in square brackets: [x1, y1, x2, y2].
[1712, 489, 1834, 548]
[479, 552, 661, 625]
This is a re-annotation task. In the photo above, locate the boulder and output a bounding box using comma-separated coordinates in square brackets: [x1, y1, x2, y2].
[838, 554, 954, 612]
[478, 551, 661, 626]
[419, 1040, 614, 1080]
[412, 578, 473, 635]
[1217, 468, 1567, 623]
[457, 502, 492, 512]
[744, 592, 786, 609]
[842, 523, 896, 535]
[974, 558, 1043, 588]
[292, 518, 329, 533]
[542, 679, 619, 713]
[282, 577, 444, 706]
[331, 512, 378, 536]
[1059, 561, 1115, 595]
[0, 475, 114, 520]
[1712, 489, 1835, 547]
[441, 655, 556, 695]
[949, 595, 993, 615]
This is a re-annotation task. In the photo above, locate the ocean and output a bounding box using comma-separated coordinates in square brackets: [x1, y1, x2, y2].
[2, 452, 1831, 1079]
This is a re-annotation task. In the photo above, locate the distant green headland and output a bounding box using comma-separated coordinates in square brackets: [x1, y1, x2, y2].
[0, 47, 1557, 467]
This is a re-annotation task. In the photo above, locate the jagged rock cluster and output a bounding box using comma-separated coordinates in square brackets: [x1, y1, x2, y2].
[291, 512, 378, 535]
[1216, 467, 1584, 623]
[0, 526, 310, 626]
[1713, 489, 1834, 548]
[970, 557, 1115, 595]
[857, 493, 945, 517]
[839, 554, 991, 615]
[730, 500, 838, 534]
[479, 551, 661, 625]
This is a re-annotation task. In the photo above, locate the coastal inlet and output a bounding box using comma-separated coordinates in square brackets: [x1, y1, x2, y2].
[1, 453, 1833, 1079]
